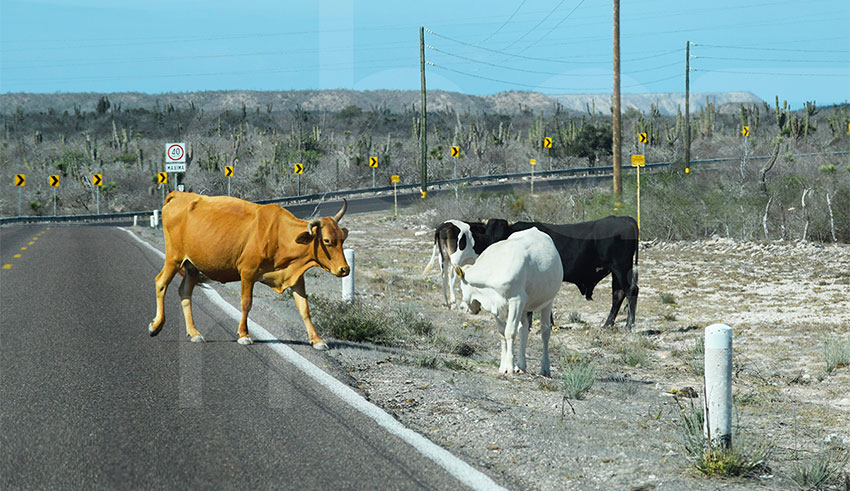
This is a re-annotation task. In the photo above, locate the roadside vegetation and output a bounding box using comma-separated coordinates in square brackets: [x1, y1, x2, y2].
[2, 93, 848, 245]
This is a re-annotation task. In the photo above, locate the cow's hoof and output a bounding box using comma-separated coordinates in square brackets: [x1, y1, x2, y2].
[312, 342, 329, 351]
[237, 336, 253, 345]
[148, 323, 159, 337]
[190, 335, 205, 343]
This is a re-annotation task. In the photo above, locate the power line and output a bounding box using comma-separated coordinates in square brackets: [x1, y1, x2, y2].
[498, 0, 569, 52]
[428, 61, 680, 92]
[691, 68, 848, 77]
[478, 1, 528, 44]
[515, 0, 587, 55]
[694, 56, 842, 63]
[694, 43, 848, 54]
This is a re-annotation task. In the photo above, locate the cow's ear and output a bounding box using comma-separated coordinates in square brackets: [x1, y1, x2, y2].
[341, 228, 349, 241]
[295, 231, 313, 244]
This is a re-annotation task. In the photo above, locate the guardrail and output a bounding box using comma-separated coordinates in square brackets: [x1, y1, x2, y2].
[2, 151, 846, 226]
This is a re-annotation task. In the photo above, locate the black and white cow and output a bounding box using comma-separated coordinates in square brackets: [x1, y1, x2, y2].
[425, 216, 639, 328]
[422, 219, 490, 309]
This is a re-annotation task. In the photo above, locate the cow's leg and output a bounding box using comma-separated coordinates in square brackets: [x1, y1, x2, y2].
[494, 316, 511, 374]
[539, 302, 554, 377]
[292, 276, 328, 350]
[236, 276, 255, 345]
[178, 264, 204, 342]
[516, 311, 531, 374]
[504, 297, 524, 374]
[603, 272, 627, 328]
[149, 260, 180, 336]
[441, 259, 452, 309]
[625, 267, 639, 329]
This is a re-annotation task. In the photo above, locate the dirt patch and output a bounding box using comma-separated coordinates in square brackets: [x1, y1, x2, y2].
[130, 208, 850, 490]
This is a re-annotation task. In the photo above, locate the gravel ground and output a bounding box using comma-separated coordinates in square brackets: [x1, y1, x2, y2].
[129, 206, 850, 491]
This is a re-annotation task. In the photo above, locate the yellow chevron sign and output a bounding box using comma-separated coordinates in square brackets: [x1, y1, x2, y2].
[157, 172, 167, 184]
[543, 137, 552, 148]
[638, 133, 648, 144]
[294, 163, 304, 175]
[225, 165, 234, 177]
[741, 126, 750, 137]
[369, 156, 378, 168]
[92, 174, 103, 186]
[15, 174, 26, 187]
[49, 175, 60, 187]
[450, 146, 460, 157]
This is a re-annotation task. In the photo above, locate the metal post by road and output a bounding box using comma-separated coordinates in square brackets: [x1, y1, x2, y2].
[96, 186, 100, 214]
[53, 188, 57, 216]
[704, 323, 733, 450]
[18, 188, 22, 216]
[297, 174, 301, 196]
[372, 166, 376, 189]
[342, 249, 355, 302]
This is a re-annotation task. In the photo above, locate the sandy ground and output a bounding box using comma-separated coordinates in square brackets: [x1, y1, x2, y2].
[130, 207, 850, 490]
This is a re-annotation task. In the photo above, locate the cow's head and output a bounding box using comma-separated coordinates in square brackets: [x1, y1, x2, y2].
[445, 220, 478, 268]
[296, 200, 350, 277]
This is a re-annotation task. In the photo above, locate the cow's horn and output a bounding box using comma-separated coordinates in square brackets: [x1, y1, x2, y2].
[333, 199, 348, 223]
[307, 219, 321, 236]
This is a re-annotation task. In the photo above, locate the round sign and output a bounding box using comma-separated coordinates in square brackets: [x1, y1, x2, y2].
[167, 144, 185, 163]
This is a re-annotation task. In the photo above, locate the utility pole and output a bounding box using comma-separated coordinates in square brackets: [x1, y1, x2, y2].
[419, 26, 428, 197]
[685, 41, 691, 169]
[612, 0, 622, 207]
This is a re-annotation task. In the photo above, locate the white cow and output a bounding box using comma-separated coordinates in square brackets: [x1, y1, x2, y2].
[455, 227, 563, 376]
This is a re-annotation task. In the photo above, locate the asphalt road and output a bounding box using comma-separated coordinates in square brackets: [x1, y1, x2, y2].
[0, 224, 494, 489]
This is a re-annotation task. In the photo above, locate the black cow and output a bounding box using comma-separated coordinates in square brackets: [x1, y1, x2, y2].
[485, 216, 639, 328]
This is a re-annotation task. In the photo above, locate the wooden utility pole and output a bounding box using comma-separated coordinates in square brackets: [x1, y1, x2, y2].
[685, 41, 691, 169]
[612, 0, 622, 206]
[419, 26, 428, 197]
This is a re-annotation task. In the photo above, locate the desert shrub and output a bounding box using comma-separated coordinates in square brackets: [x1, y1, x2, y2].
[823, 336, 850, 373]
[790, 449, 849, 490]
[677, 399, 774, 478]
[560, 353, 596, 400]
[309, 296, 434, 346]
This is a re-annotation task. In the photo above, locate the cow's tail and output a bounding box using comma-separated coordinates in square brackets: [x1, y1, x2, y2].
[631, 222, 640, 291]
[423, 244, 440, 276]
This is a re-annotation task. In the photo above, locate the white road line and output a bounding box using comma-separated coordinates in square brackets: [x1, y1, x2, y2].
[121, 227, 505, 491]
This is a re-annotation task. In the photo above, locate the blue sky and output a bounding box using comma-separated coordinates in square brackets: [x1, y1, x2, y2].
[1, 0, 847, 108]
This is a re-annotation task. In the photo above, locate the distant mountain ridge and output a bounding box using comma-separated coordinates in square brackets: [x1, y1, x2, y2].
[0, 89, 763, 116]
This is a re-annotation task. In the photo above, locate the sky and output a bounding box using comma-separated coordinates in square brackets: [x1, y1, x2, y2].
[0, 0, 848, 108]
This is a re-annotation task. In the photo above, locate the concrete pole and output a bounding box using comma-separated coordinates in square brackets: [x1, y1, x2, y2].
[342, 248, 355, 302]
[704, 323, 733, 450]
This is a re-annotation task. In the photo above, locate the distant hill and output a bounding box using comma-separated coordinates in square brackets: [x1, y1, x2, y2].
[0, 89, 763, 116]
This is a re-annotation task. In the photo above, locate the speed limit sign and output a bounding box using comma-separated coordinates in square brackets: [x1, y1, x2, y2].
[165, 142, 186, 172]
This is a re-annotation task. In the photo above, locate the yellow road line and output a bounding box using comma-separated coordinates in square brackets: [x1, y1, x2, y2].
[2, 264, 10, 270]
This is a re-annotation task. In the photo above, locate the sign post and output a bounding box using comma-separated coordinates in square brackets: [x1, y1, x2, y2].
[369, 156, 378, 188]
[529, 158, 537, 196]
[225, 165, 234, 196]
[14, 174, 25, 216]
[294, 163, 304, 195]
[165, 142, 186, 191]
[92, 174, 103, 214]
[543, 137, 552, 170]
[631, 154, 645, 239]
[450, 146, 460, 179]
[49, 175, 60, 216]
[391, 175, 400, 217]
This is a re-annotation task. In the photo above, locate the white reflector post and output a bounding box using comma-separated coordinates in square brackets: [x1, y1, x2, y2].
[342, 249, 355, 302]
[704, 323, 732, 449]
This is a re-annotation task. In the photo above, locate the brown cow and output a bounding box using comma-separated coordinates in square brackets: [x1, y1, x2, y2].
[148, 191, 350, 349]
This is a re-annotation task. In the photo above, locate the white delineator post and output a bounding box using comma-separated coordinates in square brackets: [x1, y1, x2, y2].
[342, 248, 355, 302]
[704, 323, 733, 449]
[151, 210, 160, 228]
